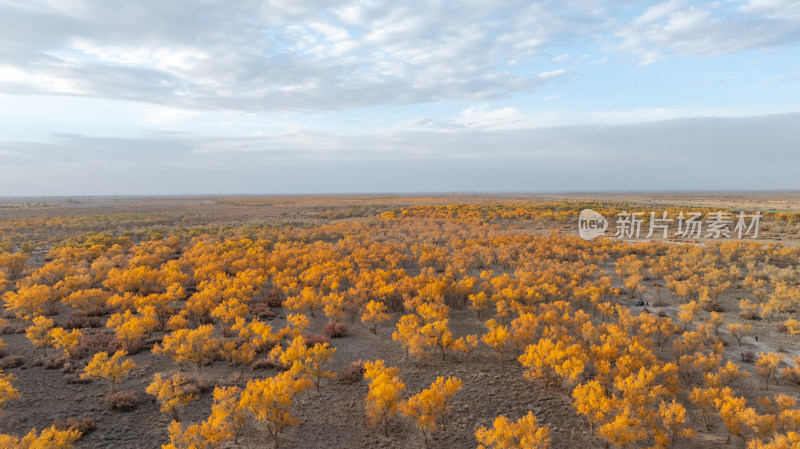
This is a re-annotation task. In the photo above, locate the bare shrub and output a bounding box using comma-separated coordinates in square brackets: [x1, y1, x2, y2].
[0, 355, 24, 369]
[44, 355, 68, 370]
[339, 360, 366, 385]
[251, 358, 287, 371]
[324, 321, 348, 338]
[703, 300, 724, 313]
[105, 390, 137, 411]
[64, 315, 103, 330]
[70, 332, 121, 359]
[54, 417, 97, 436]
[266, 290, 284, 308]
[302, 334, 331, 347]
[251, 302, 276, 319]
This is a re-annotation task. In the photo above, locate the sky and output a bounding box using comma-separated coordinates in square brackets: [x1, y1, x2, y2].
[1, 0, 799, 196]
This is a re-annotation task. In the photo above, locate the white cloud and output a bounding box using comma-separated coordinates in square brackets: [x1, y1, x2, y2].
[616, 1, 800, 63]
[635, 0, 686, 24]
[538, 69, 567, 79]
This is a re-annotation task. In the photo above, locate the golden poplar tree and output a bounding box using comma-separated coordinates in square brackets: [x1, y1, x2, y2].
[240, 370, 312, 448]
[361, 300, 390, 334]
[81, 350, 136, 392]
[154, 324, 220, 373]
[364, 360, 405, 436]
[146, 373, 199, 420]
[401, 376, 462, 446]
[475, 411, 551, 449]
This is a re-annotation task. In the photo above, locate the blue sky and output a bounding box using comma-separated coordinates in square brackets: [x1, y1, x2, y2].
[1, 0, 799, 195]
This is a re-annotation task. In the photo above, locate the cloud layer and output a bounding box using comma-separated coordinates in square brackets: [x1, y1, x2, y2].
[2, 0, 799, 111]
[2, 113, 798, 195]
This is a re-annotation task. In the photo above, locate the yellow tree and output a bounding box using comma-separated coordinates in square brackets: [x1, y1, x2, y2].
[419, 319, 459, 361]
[161, 420, 209, 449]
[598, 406, 647, 448]
[482, 319, 511, 366]
[47, 327, 82, 358]
[25, 315, 54, 356]
[364, 360, 405, 436]
[271, 336, 337, 391]
[211, 298, 248, 332]
[572, 380, 618, 433]
[81, 350, 136, 392]
[146, 373, 199, 420]
[2, 284, 53, 319]
[221, 340, 257, 368]
[719, 360, 750, 386]
[0, 370, 20, 413]
[468, 292, 489, 319]
[755, 352, 782, 390]
[361, 300, 391, 334]
[677, 300, 701, 331]
[209, 386, 248, 444]
[392, 314, 425, 358]
[163, 386, 248, 449]
[519, 338, 586, 386]
[240, 370, 312, 448]
[689, 386, 722, 431]
[154, 324, 220, 374]
[285, 286, 321, 318]
[654, 399, 695, 449]
[63, 288, 109, 316]
[727, 323, 753, 347]
[107, 309, 159, 352]
[401, 376, 462, 446]
[0, 425, 81, 449]
[475, 411, 551, 449]
[511, 313, 539, 356]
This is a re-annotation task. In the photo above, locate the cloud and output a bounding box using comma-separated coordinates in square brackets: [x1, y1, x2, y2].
[0, 0, 600, 112]
[615, 1, 800, 63]
[2, 112, 798, 195]
[1, 1, 798, 111]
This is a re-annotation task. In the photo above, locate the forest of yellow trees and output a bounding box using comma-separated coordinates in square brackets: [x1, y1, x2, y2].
[0, 198, 799, 448]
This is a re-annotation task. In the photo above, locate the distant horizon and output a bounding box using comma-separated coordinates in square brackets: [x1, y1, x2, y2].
[3, 189, 800, 200]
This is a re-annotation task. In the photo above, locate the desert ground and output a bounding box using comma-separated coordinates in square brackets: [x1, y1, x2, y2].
[0, 193, 798, 449]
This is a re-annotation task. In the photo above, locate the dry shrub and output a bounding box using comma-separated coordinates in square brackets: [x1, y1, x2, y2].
[703, 300, 724, 313]
[0, 355, 23, 369]
[251, 358, 287, 371]
[251, 302, 276, 319]
[652, 298, 669, 307]
[184, 376, 212, 394]
[302, 334, 330, 347]
[0, 324, 24, 335]
[739, 310, 762, 320]
[657, 310, 668, 318]
[777, 323, 789, 334]
[339, 360, 365, 385]
[70, 332, 121, 359]
[44, 355, 68, 370]
[64, 374, 92, 385]
[741, 351, 755, 363]
[323, 321, 348, 338]
[266, 290, 284, 308]
[64, 314, 103, 330]
[106, 390, 137, 411]
[54, 417, 97, 436]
